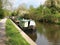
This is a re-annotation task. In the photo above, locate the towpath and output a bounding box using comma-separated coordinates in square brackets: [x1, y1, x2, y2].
[0, 18, 7, 45]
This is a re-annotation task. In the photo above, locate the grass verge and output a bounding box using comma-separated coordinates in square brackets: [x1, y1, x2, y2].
[5, 19, 30, 45]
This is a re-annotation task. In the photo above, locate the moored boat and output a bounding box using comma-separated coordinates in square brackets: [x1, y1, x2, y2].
[19, 19, 36, 30]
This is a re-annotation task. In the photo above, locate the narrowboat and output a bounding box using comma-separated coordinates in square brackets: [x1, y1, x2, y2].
[19, 19, 36, 30]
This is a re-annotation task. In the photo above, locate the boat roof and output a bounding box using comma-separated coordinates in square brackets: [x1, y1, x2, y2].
[20, 19, 33, 22]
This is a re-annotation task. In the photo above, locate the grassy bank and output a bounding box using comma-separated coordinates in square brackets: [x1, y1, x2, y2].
[5, 19, 29, 45]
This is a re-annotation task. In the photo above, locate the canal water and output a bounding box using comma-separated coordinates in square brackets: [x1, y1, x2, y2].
[25, 22, 60, 45]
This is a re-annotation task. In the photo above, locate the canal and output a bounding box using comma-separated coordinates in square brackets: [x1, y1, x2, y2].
[25, 22, 60, 45]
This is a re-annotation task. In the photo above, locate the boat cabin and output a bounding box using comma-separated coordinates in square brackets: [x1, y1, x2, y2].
[19, 19, 36, 30]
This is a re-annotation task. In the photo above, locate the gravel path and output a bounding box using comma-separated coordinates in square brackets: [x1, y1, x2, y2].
[0, 18, 7, 45]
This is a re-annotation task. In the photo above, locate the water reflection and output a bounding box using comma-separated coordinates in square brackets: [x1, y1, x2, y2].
[36, 22, 60, 45]
[23, 29, 37, 42]
[44, 24, 60, 45]
[27, 31, 37, 41]
[23, 22, 60, 45]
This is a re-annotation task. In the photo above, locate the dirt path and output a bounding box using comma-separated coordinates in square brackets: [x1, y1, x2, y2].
[0, 18, 7, 45]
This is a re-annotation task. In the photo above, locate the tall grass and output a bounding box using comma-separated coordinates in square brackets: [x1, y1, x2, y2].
[6, 19, 29, 45]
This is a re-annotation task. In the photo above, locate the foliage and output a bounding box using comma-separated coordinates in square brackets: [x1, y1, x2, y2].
[45, 0, 60, 14]
[0, 0, 4, 18]
[0, 0, 60, 23]
[23, 0, 60, 23]
[0, 0, 12, 18]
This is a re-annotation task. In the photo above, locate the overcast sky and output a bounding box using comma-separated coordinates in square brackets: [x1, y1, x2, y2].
[12, 0, 46, 8]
